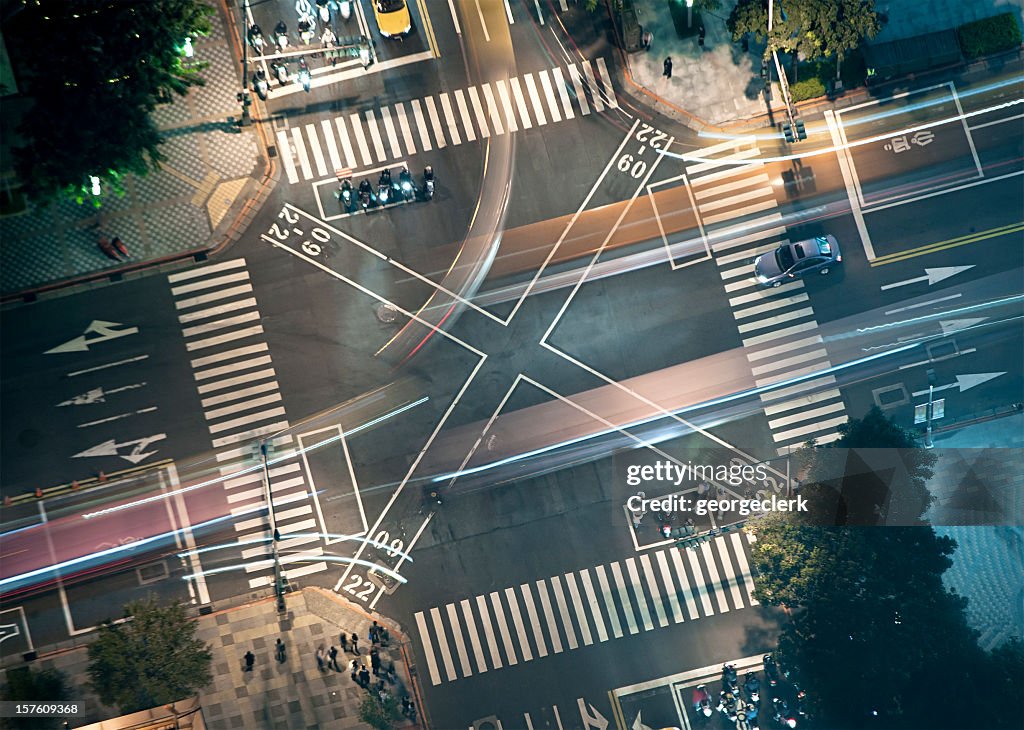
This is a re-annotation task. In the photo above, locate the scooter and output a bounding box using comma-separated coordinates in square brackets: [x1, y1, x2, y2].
[273, 62, 289, 86]
[298, 57, 311, 92]
[692, 685, 713, 718]
[763, 654, 780, 688]
[744, 673, 760, 703]
[339, 0, 352, 21]
[358, 181, 373, 210]
[253, 68, 269, 100]
[248, 24, 265, 53]
[422, 165, 435, 200]
[399, 168, 415, 202]
[296, 0, 317, 43]
[337, 178, 354, 210]
[316, 0, 330, 24]
[378, 169, 393, 205]
[274, 21, 289, 52]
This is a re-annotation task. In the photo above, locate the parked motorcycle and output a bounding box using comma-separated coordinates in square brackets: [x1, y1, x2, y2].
[253, 68, 269, 100]
[272, 62, 289, 86]
[337, 177, 353, 210]
[274, 20, 289, 52]
[298, 57, 311, 92]
[423, 165, 435, 200]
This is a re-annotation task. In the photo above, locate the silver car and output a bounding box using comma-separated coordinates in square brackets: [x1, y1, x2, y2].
[754, 235, 842, 287]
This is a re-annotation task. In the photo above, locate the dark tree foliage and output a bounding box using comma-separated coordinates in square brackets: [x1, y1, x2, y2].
[1, 666, 72, 730]
[4, 0, 213, 205]
[86, 597, 212, 714]
[748, 407, 1020, 728]
[728, 0, 880, 63]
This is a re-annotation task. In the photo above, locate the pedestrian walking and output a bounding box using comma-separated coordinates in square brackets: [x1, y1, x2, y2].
[350, 632, 359, 655]
[370, 620, 381, 644]
[328, 645, 340, 671]
[316, 645, 326, 671]
[340, 632, 349, 652]
[275, 638, 286, 663]
[663, 56, 673, 78]
[378, 625, 390, 647]
[350, 659, 360, 683]
[370, 647, 381, 676]
[358, 666, 371, 688]
[244, 650, 255, 671]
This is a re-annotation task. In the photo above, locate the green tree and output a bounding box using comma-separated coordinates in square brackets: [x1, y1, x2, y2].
[1, 666, 72, 730]
[728, 0, 879, 68]
[4, 0, 213, 206]
[358, 692, 402, 730]
[86, 597, 212, 714]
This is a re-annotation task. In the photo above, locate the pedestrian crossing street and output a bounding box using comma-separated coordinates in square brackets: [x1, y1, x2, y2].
[275, 58, 618, 184]
[684, 139, 849, 453]
[167, 259, 328, 590]
[414, 533, 758, 686]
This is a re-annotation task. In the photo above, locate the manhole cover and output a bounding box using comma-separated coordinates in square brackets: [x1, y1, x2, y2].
[375, 303, 399, 323]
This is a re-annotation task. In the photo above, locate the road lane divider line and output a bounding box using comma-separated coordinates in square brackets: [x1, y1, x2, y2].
[870, 221, 1024, 266]
[825, 109, 875, 260]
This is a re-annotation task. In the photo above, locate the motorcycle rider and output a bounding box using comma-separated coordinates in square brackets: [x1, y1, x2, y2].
[399, 166, 415, 199]
[338, 177, 353, 208]
[358, 178, 373, 207]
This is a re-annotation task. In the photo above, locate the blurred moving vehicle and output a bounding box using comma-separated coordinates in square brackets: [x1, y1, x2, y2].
[754, 235, 842, 287]
[373, 0, 412, 38]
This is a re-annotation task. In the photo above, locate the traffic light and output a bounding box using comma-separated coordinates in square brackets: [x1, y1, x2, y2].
[795, 120, 807, 140]
[782, 122, 794, 143]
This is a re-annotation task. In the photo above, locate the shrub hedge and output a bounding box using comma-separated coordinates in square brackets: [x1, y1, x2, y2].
[958, 12, 1023, 59]
[789, 77, 827, 102]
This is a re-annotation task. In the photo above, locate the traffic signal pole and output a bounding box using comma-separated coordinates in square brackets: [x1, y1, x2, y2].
[767, 0, 800, 142]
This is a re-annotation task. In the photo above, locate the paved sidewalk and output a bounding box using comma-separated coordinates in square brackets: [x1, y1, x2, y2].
[10, 589, 419, 729]
[616, 0, 1024, 129]
[925, 413, 1024, 651]
[0, 1, 268, 300]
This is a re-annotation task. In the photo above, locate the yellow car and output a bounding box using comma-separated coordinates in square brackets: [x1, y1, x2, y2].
[373, 0, 413, 38]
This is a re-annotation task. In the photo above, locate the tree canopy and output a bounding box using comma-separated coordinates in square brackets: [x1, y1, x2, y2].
[748, 411, 1021, 728]
[86, 597, 212, 714]
[4, 0, 213, 206]
[1, 666, 72, 730]
[728, 0, 881, 62]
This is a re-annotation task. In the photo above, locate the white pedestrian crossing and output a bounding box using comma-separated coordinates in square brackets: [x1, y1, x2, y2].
[276, 59, 618, 183]
[685, 140, 849, 451]
[167, 259, 328, 591]
[414, 534, 758, 684]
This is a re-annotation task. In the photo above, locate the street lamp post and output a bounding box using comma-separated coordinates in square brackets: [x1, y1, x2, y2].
[766, 0, 797, 130]
[259, 440, 286, 611]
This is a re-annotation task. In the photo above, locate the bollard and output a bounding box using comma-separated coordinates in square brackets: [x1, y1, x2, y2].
[35, 487, 43, 498]
[98, 471, 107, 483]
[3, 495, 11, 507]
[71, 479, 80, 490]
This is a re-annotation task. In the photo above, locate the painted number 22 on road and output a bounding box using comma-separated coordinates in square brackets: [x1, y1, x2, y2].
[265, 207, 330, 256]
[618, 123, 670, 179]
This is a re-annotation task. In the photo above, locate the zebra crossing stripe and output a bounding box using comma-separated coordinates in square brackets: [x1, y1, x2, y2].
[178, 297, 258, 324]
[363, 109, 387, 161]
[610, 562, 639, 634]
[191, 341, 267, 370]
[409, 99, 433, 152]
[552, 67, 575, 119]
[686, 548, 715, 616]
[481, 83, 505, 136]
[742, 321, 820, 347]
[320, 120, 342, 170]
[534, 580, 563, 653]
[205, 393, 282, 421]
[582, 62, 604, 112]
[519, 583, 548, 658]
[734, 293, 809, 319]
[290, 127, 312, 180]
[769, 401, 846, 430]
[753, 348, 830, 377]
[445, 603, 473, 678]
[394, 102, 418, 154]
[595, 57, 619, 109]
[379, 106, 403, 158]
[460, 599, 488, 673]
[568, 64, 590, 115]
[453, 89, 476, 142]
[625, 558, 654, 631]
[762, 387, 836, 414]
[655, 550, 685, 623]
[640, 554, 669, 628]
[415, 612, 442, 685]
[550, 576, 579, 650]
[509, 77, 533, 129]
[305, 123, 328, 177]
[276, 130, 299, 184]
[424, 97, 447, 148]
[578, 568, 608, 642]
[716, 538, 746, 610]
[208, 407, 287, 435]
[504, 587, 533, 660]
[699, 541, 729, 613]
[197, 368, 276, 394]
[523, 73, 547, 126]
[182, 311, 261, 339]
[175, 283, 253, 311]
[475, 594, 504, 669]
[490, 591, 518, 665]
[537, 69, 562, 123]
[495, 80, 519, 133]
[439, 92, 462, 146]
[463, 87, 488, 138]
[594, 564, 623, 638]
[334, 117, 358, 168]
[563, 573, 592, 646]
[185, 326, 265, 352]
[349, 112, 374, 165]
[201, 380, 279, 408]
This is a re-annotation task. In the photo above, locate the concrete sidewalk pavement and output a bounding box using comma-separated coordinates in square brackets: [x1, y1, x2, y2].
[9, 588, 421, 729]
[0, 0, 272, 302]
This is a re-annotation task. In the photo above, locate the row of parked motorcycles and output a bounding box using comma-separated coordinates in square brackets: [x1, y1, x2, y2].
[252, 57, 310, 99]
[691, 657, 808, 729]
[248, 0, 352, 55]
[337, 166, 436, 212]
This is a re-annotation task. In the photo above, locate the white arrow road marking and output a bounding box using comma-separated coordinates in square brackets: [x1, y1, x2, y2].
[578, 699, 608, 730]
[880, 266, 975, 290]
[46, 320, 139, 354]
[0, 623, 21, 646]
[57, 382, 146, 406]
[940, 317, 987, 335]
[630, 710, 654, 730]
[77, 407, 158, 429]
[73, 433, 167, 464]
[912, 372, 1006, 397]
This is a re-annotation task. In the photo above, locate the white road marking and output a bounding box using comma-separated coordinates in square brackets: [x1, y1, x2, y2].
[751, 348, 830, 376]
[410, 99, 433, 152]
[495, 80, 519, 133]
[537, 69, 562, 123]
[476, 0, 491, 41]
[204, 393, 282, 421]
[334, 117, 358, 168]
[624, 558, 654, 631]
[363, 109, 387, 162]
[466, 86, 490, 138]
[414, 612, 442, 685]
[170, 270, 250, 297]
[504, 587, 533, 660]
[475, 594, 503, 669]
[181, 311, 261, 339]
[207, 407, 287, 435]
[291, 127, 313, 180]
[349, 112, 373, 165]
[552, 67, 575, 119]
[582, 62, 604, 112]
[639, 554, 668, 628]
[686, 548, 714, 617]
[446, 0, 461, 34]
[535, 580, 563, 653]
[201, 380, 279, 409]
[594, 564, 623, 638]
[562, 573, 592, 645]
[519, 583, 548, 658]
[193, 352, 272, 379]
[460, 599, 488, 674]
[276, 130, 299, 183]
[550, 576, 578, 650]
[439, 92, 462, 145]
[66, 355, 149, 377]
[481, 83, 505, 136]
[509, 77, 533, 129]
[196, 368, 276, 394]
[774, 415, 849, 443]
[595, 58, 618, 108]
[185, 326, 265, 352]
[825, 110, 875, 260]
[445, 603, 473, 678]
[655, 550, 684, 623]
[489, 591, 518, 665]
[768, 401, 847, 429]
[523, 73, 546, 126]
[609, 562, 638, 634]
[393, 102, 418, 155]
[424, 97, 447, 148]
[305, 123, 328, 177]
[568, 64, 590, 115]
[378, 106, 403, 158]
[577, 568, 608, 642]
[453, 89, 476, 142]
